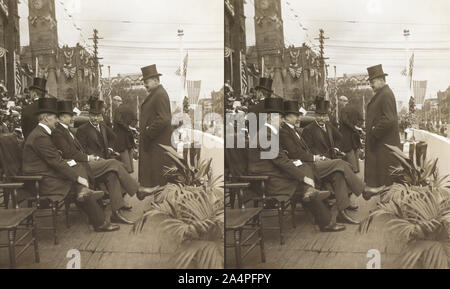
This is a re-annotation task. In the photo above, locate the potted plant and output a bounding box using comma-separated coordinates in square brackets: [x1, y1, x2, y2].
[359, 144, 450, 269]
[133, 144, 224, 269]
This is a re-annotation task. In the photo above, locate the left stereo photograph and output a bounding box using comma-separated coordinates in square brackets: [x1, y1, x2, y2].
[0, 0, 224, 269]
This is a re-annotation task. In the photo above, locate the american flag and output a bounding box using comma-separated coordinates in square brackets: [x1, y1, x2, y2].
[187, 80, 201, 105]
[240, 51, 248, 95]
[13, 51, 22, 94]
[408, 53, 414, 89]
[413, 80, 427, 105]
[175, 52, 188, 88]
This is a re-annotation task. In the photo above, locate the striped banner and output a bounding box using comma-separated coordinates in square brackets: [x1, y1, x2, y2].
[187, 80, 201, 105]
[413, 80, 427, 105]
[240, 51, 248, 95]
[13, 51, 22, 94]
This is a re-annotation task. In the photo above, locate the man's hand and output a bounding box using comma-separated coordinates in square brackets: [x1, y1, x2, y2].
[87, 155, 96, 162]
[303, 176, 315, 187]
[77, 176, 89, 188]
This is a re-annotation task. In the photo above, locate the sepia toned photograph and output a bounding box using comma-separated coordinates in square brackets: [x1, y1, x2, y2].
[225, 0, 450, 269]
[0, 0, 224, 269]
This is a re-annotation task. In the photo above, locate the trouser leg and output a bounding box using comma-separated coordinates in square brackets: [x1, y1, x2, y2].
[114, 160, 139, 196]
[102, 171, 126, 211]
[119, 150, 134, 173]
[339, 161, 365, 196]
[327, 172, 351, 211]
[73, 185, 105, 228]
[301, 194, 331, 228]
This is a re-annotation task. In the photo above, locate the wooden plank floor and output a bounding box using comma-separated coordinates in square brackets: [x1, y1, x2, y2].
[225, 161, 404, 269]
[0, 162, 178, 269]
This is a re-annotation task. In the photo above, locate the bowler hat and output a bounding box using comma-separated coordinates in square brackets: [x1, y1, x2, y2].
[315, 99, 330, 115]
[89, 99, 104, 114]
[283, 100, 300, 115]
[37, 98, 57, 115]
[141, 64, 162, 81]
[57, 100, 74, 116]
[29, 78, 48, 93]
[367, 64, 388, 81]
[264, 97, 284, 113]
[255, 77, 273, 93]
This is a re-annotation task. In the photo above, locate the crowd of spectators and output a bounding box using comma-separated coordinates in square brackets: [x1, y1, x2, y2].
[0, 86, 32, 139]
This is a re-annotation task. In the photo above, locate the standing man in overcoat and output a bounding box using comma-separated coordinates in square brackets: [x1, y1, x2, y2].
[139, 64, 172, 187]
[365, 64, 401, 187]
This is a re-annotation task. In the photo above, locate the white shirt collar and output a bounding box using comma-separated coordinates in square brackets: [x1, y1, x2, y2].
[89, 121, 100, 129]
[38, 123, 52, 135]
[264, 123, 279, 135]
[59, 122, 69, 130]
[315, 120, 326, 130]
[284, 122, 295, 130]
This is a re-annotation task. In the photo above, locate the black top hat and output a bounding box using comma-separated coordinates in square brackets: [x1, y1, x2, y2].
[255, 77, 273, 93]
[141, 64, 162, 81]
[37, 98, 57, 115]
[315, 99, 330, 114]
[57, 100, 74, 115]
[264, 98, 284, 113]
[29, 78, 47, 93]
[89, 100, 104, 114]
[283, 100, 300, 115]
[367, 64, 388, 81]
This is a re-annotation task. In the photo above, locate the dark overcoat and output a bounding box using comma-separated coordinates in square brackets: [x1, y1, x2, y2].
[21, 101, 38, 140]
[302, 121, 342, 159]
[339, 105, 363, 153]
[139, 84, 172, 187]
[365, 84, 401, 187]
[113, 104, 136, 153]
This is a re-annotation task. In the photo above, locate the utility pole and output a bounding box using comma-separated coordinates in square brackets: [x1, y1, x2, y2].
[315, 29, 329, 88]
[89, 29, 103, 99]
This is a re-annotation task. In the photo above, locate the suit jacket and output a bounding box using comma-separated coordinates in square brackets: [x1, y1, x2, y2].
[22, 125, 83, 196]
[21, 101, 38, 140]
[365, 84, 401, 186]
[302, 121, 342, 159]
[138, 84, 172, 187]
[76, 121, 116, 159]
[279, 122, 315, 162]
[52, 122, 88, 163]
[247, 126, 316, 197]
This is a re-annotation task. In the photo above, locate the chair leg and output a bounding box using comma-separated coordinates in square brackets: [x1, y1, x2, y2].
[291, 200, 297, 228]
[51, 204, 59, 245]
[64, 201, 71, 229]
[257, 214, 266, 263]
[234, 229, 242, 269]
[8, 229, 17, 269]
[278, 205, 285, 245]
[31, 214, 40, 263]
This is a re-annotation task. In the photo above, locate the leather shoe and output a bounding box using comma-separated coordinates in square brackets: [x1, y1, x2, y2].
[363, 185, 391, 201]
[337, 209, 360, 225]
[110, 210, 134, 225]
[94, 222, 120, 232]
[77, 188, 104, 202]
[136, 185, 164, 201]
[320, 223, 346, 232]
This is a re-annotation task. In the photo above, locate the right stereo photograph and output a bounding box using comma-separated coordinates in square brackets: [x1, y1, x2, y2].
[224, 0, 450, 269]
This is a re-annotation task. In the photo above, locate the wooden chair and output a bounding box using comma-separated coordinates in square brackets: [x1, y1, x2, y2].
[0, 133, 74, 245]
[225, 182, 265, 269]
[0, 183, 40, 268]
[225, 147, 297, 245]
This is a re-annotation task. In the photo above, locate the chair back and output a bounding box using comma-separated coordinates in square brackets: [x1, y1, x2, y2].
[0, 134, 23, 178]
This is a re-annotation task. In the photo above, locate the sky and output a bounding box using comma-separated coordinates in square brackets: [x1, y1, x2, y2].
[18, 0, 224, 99]
[245, 0, 450, 105]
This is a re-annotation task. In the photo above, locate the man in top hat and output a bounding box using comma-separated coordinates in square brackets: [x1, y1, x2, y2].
[22, 98, 119, 232]
[338, 96, 364, 173]
[365, 64, 400, 187]
[76, 99, 118, 160]
[280, 100, 388, 224]
[247, 97, 346, 233]
[302, 99, 343, 159]
[52, 100, 162, 225]
[139, 64, 172, 187]
[248, 77, 273, 115]
[21, 77, 49, 140]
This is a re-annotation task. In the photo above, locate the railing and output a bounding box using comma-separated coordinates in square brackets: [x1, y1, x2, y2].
[406, 129, 450, 176]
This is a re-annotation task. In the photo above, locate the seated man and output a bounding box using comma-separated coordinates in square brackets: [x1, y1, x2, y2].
[52, 100, 162, 225]
[280, 100, 388, 225]
[247, 97, 344, 232]
[302, 99, 343, 159]
[22, 98, 118, 232]
[76, 99, 118, 160]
